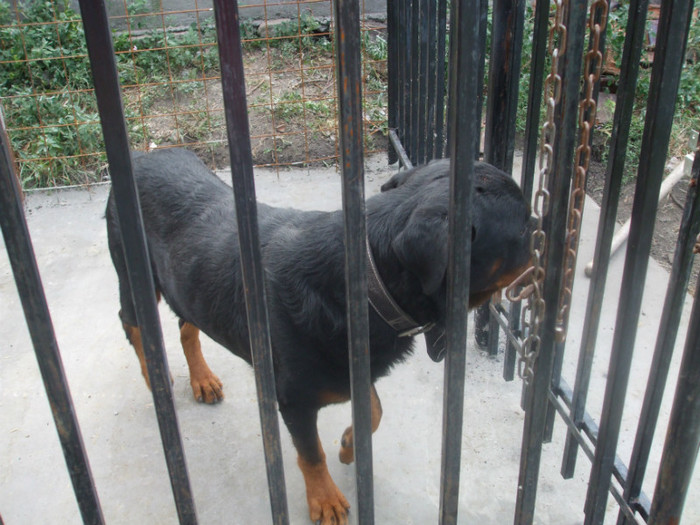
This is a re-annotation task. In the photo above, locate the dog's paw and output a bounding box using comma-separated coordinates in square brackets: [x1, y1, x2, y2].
[307, 486, 350, 525]
[338, 426, 354, 464]
[190, 372, 224, 404]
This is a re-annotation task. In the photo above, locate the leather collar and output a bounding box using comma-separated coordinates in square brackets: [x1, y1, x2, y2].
[366, 238, 434, 337]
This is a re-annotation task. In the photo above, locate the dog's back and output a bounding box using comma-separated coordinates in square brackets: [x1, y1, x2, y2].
[105, 149, 248, 352]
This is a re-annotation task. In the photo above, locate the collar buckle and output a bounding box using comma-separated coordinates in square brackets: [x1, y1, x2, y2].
[399, 322, 436, 338]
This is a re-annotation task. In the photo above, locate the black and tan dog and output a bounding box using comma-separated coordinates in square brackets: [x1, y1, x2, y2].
[106, 148, 532, 525]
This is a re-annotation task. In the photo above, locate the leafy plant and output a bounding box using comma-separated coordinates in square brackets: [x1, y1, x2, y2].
[1, 2, 388, 186]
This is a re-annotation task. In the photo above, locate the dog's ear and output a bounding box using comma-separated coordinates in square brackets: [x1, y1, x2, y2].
[391, 206, 448, 295]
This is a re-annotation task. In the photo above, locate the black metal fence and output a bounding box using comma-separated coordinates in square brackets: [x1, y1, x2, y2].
[389, 0, 700, 523]
[1, 0, 699, 524]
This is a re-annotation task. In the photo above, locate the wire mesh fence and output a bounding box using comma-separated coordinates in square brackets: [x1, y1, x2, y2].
[0, 0, 388, 188]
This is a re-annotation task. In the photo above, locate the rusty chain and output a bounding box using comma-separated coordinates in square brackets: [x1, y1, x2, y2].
[514, 0, 568, 385]
[556, 0, 609, 343]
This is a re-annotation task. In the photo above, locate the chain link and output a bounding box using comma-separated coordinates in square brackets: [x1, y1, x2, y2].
[517, 0, 568, 385]
[555, 0, 609, 343]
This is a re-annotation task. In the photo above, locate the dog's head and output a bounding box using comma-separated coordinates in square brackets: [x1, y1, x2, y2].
[383, 159, 532, 301]
[380, 159, 532, 360]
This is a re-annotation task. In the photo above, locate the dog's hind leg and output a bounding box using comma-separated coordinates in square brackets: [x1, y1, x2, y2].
[179, 320, 223, 404]
[119, 291, 174, 391]
[338, 384, 383, 464]
[107, 199, 173, 392]
[281, 403, 351, 525]
[122, 323, 150, 388]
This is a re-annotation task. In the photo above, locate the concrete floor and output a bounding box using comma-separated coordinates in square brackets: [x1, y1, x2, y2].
[1, 153, 698, 524]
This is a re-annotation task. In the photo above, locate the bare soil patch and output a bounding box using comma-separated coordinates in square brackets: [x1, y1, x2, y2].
[124, 45, 387, 171]
[585, 154, 698, 296]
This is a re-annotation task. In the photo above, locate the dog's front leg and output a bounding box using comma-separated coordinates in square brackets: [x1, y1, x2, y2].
[339, 384, 383, 464]
[179, 321, 223, 403]
[281, 403, 350, 525]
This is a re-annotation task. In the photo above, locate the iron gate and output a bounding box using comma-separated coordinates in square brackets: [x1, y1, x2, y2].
[1, 0, 699, 524]
[388, 0, 700, 522]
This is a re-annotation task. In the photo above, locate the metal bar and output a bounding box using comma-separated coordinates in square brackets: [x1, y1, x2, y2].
[542, 340, 565, 442]
[480, 0, 526, 356]
[546, 390, 641, 522]
[434, 0, 448, 158]
[489, 302, 524, 355]
[333, 1, 375, 523]
[0, 118, 105, 525]
[514, 0, 589, 520]
[389, 129, 414, 170]
[555, 378, 652, 513]
[400, 1, 412, 155]
[410, 0, 420, 163]
[647, 276, 700, 524]
[545, 0, 604, 450]
[561, 0, 649, 480]
[505, 0, 548, 379]
[211, 2, 289, 523]
[583, 0, 696, 520]
[417, 0, 429, 164]
[475, 0, 489, 159]
[439, 0, 480, 522]
[617, 150, 700, 525]
[483, 0, 525, 173]
[387, 0, 398, 165]
[394, 0, 404, 152]
[519, 0, 550, 203]
[503, 302, 520, 381]
[424, 0, 438, 161]
[78, 2, 197, 522]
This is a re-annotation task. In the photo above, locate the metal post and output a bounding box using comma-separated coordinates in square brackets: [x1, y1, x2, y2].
[0, 116, 104, 525]
[212, 1, 290, 523]
[618, 145, 700, 525]
[514, 0, 589, 520]
[582, 0, 696, 521]
[78, 2, 197, 522]
[387, 0, 398, 164]
[479, 0, 527, 356]
[333, 0, 375, 522]
[439, 0, 480, 522]
[647, 272, 700, 524]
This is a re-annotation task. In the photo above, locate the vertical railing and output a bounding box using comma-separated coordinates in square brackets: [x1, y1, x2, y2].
[333, 0, 375, 522]
[561, 0, 650, 480]
[619, 140, 700, 525]
[438, 0, 480, 523]
[78, 1, 198, 522]
[514, 0, 589, 520]
[387, 0, 449, 167]
[476, 0, 527, 358]
[211, 1, 290, 523]
[4, 0, 700, 523]
[647, 245, 700, 523]
[0, 116, 105, 525]
[582, 0, 696, 521]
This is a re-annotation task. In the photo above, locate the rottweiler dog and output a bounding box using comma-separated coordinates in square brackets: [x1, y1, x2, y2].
[106, 148, 532, 525]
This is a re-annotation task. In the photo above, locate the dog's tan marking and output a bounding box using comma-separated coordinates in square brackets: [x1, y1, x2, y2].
[298, 439, 350, 525]
[318, 390, 351, 406]
[494, 261, 531, 289]
[180, 322, 223, 404]
[488, 258, 503, 278]
[123, 324, 174, 389]
[123, 324, 151, 389]
[339, 385, 383, 464]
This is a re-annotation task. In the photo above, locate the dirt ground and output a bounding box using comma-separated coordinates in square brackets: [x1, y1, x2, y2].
[127, 39, 387, 172]
[585, 153, 699, 296]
